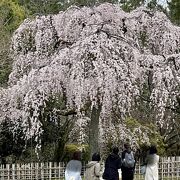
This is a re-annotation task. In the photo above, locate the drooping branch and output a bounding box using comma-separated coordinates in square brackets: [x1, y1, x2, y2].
[56, 109, 77, 116]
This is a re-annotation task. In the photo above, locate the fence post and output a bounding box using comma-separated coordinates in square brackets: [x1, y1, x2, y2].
[40, 162, 44, 180]
[30, 162, 33, 180]
[177, 156, 180, 178]
[49, 162, 52, 179]
[2, 164, 5, 180]
[172, 157, 174, 179]
[160, 157, 163, 179]
[35, 162, 38, 180]
[63, 162, 66, 179]
[58, 162, 61, 179]
[54, 162, 57, 178]
[17, 163, 20, 179]
[12, 164, 15, 180]
[6, 164, 10, 180]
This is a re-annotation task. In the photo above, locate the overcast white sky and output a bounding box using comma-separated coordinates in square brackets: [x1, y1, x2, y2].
[146, 0, 168, 7]
[158, 0, 168, 7]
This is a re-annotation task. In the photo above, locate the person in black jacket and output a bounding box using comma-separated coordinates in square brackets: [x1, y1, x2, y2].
[121, 143, 135, 180]
[103, 147, 121, 180]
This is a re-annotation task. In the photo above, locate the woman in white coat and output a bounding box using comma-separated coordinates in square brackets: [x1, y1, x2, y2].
[145, 145, 159, 180]
[65, 151, 82, 180]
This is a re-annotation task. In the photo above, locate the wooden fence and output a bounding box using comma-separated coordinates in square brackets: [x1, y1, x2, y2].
[0, 157, 179, 180]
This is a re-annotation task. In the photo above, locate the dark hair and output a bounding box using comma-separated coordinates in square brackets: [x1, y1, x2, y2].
[92, 153, 101, 161]
[149, 145, 157, 154]
[112, 147, 119, 155]
[72, 151, 81, 160]
[124, 143, 130, 149]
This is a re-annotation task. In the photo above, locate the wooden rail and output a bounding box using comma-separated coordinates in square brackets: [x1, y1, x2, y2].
[0, 157, 179, 180]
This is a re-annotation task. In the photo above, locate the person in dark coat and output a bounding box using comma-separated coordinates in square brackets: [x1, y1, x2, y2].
[103, 147, 121, 180]
[121, 143, 135, 180]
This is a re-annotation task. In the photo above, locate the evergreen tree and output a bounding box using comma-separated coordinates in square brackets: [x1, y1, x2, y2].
[17, 0, 62, 15]
[120, 0, 145, 12]
[0, 0, 26, 86]
[168, 0, 180, 25]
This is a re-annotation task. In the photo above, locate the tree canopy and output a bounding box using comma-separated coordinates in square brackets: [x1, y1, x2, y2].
[168, 0, 180, 25]
[0, 1, 180, 161]
[0, 3, 179, 157]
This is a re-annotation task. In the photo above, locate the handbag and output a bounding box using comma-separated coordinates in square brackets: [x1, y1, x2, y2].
[140, 165, 146, 174]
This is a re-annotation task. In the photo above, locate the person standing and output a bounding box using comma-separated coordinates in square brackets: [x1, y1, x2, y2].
[65, 151, 82, 180]
[85, 152, 101, 180]
[103, 147, 122, 180]
[121, 143, 135, 180]
[145, 145, 159, 180]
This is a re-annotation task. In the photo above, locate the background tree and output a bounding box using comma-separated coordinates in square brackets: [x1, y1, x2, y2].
[17, 0, 62, 15]
[120, 0, 145, 12]
[168, 0, 180, 25]
[0, 0, 25, 86]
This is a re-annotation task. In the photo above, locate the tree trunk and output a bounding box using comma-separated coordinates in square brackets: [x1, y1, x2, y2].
[89, 105, 101, 156]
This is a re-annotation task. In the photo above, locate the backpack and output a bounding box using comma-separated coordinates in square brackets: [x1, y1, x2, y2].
[123, 151, 135, 168]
